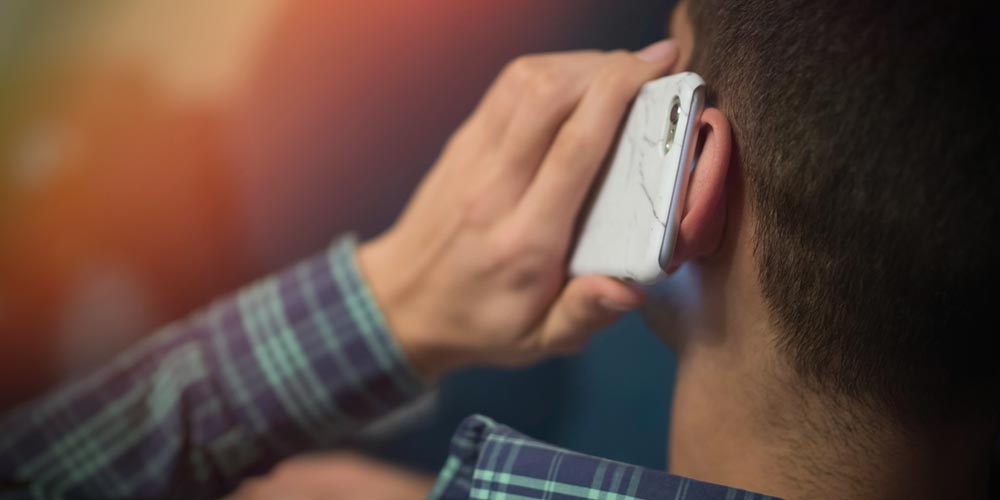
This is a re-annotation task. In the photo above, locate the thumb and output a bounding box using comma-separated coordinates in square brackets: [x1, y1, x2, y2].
[537, 275, 646, 354]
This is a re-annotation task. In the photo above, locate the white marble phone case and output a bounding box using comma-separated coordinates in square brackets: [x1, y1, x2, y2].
[569, 72, 705, 283]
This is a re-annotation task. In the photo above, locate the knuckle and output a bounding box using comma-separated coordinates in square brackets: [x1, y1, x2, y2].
[483, 240, 519, 274]
[486, 228, 549, 279]
[489, 231, 528, 264]
[502, 55, 538, 89]
[459, 193, 493, 226]
[504, 55, 569, 104]
[525, 70, 563, 103]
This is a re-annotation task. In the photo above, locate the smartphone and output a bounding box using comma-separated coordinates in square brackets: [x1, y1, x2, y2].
[569, 72, 705, 284]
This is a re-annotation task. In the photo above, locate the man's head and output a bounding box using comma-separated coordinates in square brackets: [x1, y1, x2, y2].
[663, 0, 998, 431]
[672, 0, 1000, 423]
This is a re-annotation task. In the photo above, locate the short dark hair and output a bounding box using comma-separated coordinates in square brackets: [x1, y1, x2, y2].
[686, 0, 998, 424]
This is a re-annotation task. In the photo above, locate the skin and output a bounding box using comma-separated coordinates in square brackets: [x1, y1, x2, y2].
[356, 43, 680, 381]
[234, 40, 681, 499]
[237, 4, 995, 498]
[233, 452, 436, 500]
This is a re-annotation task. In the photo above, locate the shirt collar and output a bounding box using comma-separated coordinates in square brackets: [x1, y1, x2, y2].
[429, 414, 777, 500]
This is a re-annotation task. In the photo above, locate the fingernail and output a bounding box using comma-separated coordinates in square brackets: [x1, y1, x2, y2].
[635, 39, 677, 62]
[598, 298, 633, 312]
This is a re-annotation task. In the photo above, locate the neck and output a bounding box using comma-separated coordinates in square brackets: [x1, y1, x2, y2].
[655, 179, 994, 499]
[667, 328, 994, 500]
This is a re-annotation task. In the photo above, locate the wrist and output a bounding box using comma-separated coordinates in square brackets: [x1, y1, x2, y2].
[356, 234, 467, 382]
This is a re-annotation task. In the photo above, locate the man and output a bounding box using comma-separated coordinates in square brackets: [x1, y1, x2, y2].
[2, 0, 996, 499]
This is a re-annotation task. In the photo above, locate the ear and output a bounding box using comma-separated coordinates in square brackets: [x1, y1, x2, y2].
[666, 107, 732, 272]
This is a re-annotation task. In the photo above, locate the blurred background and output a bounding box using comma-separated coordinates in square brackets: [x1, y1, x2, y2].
[0, 0, 678, 480]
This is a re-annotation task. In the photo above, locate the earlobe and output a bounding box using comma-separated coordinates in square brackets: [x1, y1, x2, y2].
[667, 107, 732, 271]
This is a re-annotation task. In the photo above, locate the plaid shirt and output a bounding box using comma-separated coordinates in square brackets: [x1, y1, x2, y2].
[432, 415, 772, 500]
[0, 236, 772, 500]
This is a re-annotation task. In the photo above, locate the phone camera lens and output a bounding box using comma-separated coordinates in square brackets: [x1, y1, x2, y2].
[664, 96, 681, 154]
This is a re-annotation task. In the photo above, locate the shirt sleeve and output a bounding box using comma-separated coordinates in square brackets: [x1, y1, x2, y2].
[0, 235, 425, 500]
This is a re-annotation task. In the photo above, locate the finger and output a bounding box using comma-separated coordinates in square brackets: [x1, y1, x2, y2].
[470, 51, 599, 141]
[536, 275, 646, 354]
[517, 41, 678, 240]
[440, 51, 607, 215]
[496, 51, 606, 170]
[480, 51, 610, 208]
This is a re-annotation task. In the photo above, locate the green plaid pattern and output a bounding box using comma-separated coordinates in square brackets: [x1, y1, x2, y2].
[429, 415, 777, 500]
[0, 236, 424, 499]
[0, 235, 775, 500]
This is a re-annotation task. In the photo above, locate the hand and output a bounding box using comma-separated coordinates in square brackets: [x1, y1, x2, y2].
[232, 452, 435, 500]
[359, 41, 679, 379]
